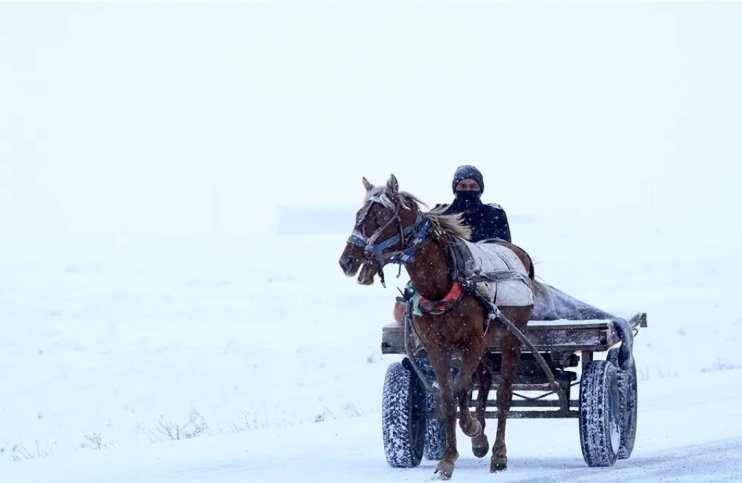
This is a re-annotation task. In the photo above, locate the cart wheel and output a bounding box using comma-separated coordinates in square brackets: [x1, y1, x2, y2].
[382, 361, 425, 467]
[608, 348, 638, 459]
[579, 360, 621, 467]
[423, 390, 445, 460]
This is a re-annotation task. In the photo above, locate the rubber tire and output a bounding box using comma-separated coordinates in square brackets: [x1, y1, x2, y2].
[579, 360, 621, 467]
[607, 348, 638, 459]
[382, 361, 425, 468]
[423, 390, 446, 460]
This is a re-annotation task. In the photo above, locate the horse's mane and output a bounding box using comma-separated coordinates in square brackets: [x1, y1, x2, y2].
[426, 204, 472, 240]
[366, 186, 472, 241]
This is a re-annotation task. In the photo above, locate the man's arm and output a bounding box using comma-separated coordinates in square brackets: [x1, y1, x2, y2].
[498, 208, 512, 242]
[485, 204, 511, 242]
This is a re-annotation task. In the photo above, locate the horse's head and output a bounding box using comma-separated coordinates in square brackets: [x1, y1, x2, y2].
[339, 174, 422, 286]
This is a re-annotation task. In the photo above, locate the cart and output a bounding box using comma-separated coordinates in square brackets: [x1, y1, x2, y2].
[380, 311, 647, 468]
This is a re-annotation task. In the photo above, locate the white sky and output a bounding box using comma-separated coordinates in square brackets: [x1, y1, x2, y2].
[1, 2, 741, 236]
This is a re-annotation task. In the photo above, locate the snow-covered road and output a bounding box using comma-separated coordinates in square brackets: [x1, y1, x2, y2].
[3, 1, 742, 482]
[5, 369, 742, 483]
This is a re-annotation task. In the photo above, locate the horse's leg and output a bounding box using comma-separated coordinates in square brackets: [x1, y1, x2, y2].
[425, 346, 459, 480]
[490, 332, 519, 472]
[453, 343, 485, 446]
[471, 360, 492, 458]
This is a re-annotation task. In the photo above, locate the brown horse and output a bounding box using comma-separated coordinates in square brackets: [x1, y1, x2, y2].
[338, 175, 534, 479]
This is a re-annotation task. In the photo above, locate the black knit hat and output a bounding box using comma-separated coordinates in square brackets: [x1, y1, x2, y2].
[452, 165, 485, 193]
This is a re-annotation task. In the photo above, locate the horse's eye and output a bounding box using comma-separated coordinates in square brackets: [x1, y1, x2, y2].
[371, 212, 385, 227]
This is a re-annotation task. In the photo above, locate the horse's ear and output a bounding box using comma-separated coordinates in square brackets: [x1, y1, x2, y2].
[363, 177, 373, 192]
[386, 174, 399, 194]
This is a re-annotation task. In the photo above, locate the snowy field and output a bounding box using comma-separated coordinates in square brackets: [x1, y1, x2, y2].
[3, 1, 742, 481]
[2, 213, 742, 481]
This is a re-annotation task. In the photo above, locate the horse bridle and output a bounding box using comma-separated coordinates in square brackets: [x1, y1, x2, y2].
[346, 195, 430, 285]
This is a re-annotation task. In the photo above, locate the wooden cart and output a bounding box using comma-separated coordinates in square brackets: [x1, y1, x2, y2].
[380, 312, 647, 468]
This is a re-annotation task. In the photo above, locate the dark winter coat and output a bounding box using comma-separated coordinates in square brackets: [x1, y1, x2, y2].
[441, 199, 512, 243]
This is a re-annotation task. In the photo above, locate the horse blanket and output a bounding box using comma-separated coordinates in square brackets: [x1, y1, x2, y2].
[459, 239, 534, 307]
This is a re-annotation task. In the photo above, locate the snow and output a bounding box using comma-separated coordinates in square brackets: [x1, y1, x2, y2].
[4, 369, 742, 482]
[2, 224, 742, 481]
[2, 2, 742, 482]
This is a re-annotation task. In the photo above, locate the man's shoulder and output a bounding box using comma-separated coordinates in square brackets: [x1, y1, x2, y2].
[483, 202, 505, 212]
[432, 203, 451, 212]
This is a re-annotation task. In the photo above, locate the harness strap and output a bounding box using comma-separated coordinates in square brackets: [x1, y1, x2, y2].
[418, 282, 464, 316]
[346, 213, 424, 260]
[470, 270, 534, 290]
[445, 235, 470, 282]
[387, 217, 432, 265]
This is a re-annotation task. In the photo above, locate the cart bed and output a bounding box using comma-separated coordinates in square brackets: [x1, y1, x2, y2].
[381, 313, 647, 354]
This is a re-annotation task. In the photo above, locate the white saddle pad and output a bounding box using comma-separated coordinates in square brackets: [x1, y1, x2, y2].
[461, 240, 534, 307]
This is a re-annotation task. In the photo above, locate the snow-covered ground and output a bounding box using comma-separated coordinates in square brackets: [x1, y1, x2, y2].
[2, 212, 742, 481]
[3, 1, 742, 481]
[6, 371, 742, 483]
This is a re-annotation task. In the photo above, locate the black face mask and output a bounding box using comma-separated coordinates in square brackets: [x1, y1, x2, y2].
[455, 191, 482, 209]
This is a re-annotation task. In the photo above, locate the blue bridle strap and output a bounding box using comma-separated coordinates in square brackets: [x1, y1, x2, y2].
[346, 212, 427, 261]
[389, 218, 432, 265]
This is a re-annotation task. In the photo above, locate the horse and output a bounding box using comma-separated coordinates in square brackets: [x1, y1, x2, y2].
[338, 174, 535, 479]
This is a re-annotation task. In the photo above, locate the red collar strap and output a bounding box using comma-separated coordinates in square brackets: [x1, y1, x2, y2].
[419, 282, 464, 316]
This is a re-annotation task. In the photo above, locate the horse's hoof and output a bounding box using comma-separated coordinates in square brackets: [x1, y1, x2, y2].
[471, 435, 489, 458]
[472, 443, 489, 458]
[490, 458, 508, 473]
[434, 461, 454, 480]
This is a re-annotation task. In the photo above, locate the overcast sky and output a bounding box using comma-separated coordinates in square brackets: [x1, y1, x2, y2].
[1, 2, 740, 237]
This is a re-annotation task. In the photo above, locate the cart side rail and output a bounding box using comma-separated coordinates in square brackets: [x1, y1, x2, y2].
[381, 312, 647, 355]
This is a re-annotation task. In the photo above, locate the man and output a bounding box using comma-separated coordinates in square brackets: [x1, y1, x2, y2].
[438, 165, 511, 243]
